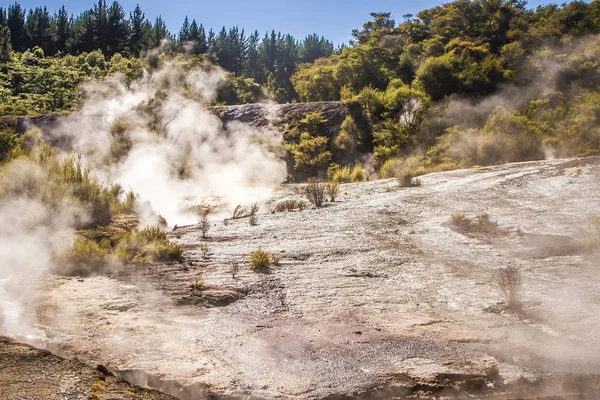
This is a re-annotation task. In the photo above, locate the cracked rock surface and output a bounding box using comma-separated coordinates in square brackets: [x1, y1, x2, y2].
[16, 157, 600, 399]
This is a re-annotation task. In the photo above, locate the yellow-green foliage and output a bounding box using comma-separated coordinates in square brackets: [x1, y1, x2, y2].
[331, 166, 352, 183]
[0, 51, 142, 116]
[58, 224, 183, 274]
[273, 199, 305, 212]
[350, 165, 366, 182]
[116, 225, 183, 264]
[379, 158, 401, 178]
[249, 249, 272, 270]
[329, 164, 366, 183]
[59, 237, 110, 273]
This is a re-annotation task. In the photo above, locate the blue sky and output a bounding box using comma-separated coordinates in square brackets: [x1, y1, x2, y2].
[10, 0, 575, 45]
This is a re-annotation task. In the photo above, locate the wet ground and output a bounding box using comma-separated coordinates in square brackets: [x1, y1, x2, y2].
[14, 157, 600, 398]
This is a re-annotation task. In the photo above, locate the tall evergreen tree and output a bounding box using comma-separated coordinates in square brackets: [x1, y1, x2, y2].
[25, 7, 54, 55]
[106, 1, 128, 56]
[0, 8, 7, 27]
[7, 3, 26, 52]
[129, 4, 151, 56]
[152, 15, 169, 47]
[299, 33, 334, 63]
[178, 16, 190, 44]
[54, 6, 71, 53]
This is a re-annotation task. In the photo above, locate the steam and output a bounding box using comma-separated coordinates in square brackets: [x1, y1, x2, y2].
[420, 35, 600, 165]
[52, 58, 286, 225]
[0, 159, 86, 338]
[0, 55, 287, 337]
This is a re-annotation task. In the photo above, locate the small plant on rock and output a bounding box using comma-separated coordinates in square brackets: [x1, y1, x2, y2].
[273, 199, 305, 212]
[199, 209, 210, 238]
[326, 181, 340, 202]
[304, 178, 326, 207]
[249, 249, 272, 270]
[200, 243, 209, 259]
[498, 265, 522, 311]
[190, 277, 205, 291]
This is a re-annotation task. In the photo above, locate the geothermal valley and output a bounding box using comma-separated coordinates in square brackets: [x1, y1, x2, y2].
[2, 154, 600, 399]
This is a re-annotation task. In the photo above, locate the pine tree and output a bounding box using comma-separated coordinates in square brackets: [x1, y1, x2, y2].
[178, 16, 190, 44]
[54, 6, 71, 53]
[152, 15, 169, 47]
[129, 4, 151, 56]
[0, 8, 7, 27]
[7, 3, 26, 52]
[25, 7, 54, 55]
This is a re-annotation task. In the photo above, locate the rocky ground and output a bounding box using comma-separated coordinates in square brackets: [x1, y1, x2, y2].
[0, 336, 177, 400]
[4, 157, 600, 399]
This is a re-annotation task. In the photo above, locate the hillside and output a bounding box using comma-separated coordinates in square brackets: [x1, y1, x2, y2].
[12, 157, 598, 399]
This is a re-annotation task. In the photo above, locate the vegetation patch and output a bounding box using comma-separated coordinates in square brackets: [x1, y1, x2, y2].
[249, 249, 273, 270]
[497, 265, 523, 312]
[450, 213, 504, 236]
[272, 199, 306, 212]
[303, 178, 326, 207]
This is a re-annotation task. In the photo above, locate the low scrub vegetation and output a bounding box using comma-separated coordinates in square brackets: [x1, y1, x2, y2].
[450, 213, 501, 235]
[57, 224, 183, 275]
[304, 178, 326, 207]
[249, 249, 273, 270]
[272, 199, 306, 212]
[498, 265, 523, 311]
[328, 164, 367, 184]
[326, 181, 340, 202]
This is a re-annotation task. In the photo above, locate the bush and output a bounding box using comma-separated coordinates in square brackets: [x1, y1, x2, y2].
[115, 225, 183, 264]
[249, 249, 272, 270]
[326, 181, 340, 201]
[273, 199, 305, 212]
[498, 265, 522, 311]
[379, 158, 401, 178]
[57, 237, 109, 275]
[304, 178, 326, 207]
[350, 165, 366, 182]
[199, 209, 210, 238]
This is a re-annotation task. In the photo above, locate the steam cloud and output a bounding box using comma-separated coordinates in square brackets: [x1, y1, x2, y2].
[55, 58, 287, 225]
[0, 55, 287, 337]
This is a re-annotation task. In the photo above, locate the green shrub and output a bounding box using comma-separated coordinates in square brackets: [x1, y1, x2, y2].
[249, 249, 272, 270]
[350, 165, 366, 182]
[304, 178, 326, 207]
[326, 181, 340, 201]
[273, 199, 305, 212]
[57, 237, 109, 275]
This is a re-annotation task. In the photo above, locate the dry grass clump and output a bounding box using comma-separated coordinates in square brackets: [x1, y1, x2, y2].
[199, 209, 210, 238]
[397, 169, 422, 187]
[273, 199, 306, 212]
[329, 164, 367, 183]
[498, 265, 522, 311]
[57, 237, 110, 274]
[304, 178, 326, 207]
[60, 224, 184, 273]
[225, 202, 259, 224]
[115, 226, 183, 264]
[450, 212, 501, 235]
[190, 277, 205, 291]
[249, 249, 273, 270]
[326, 181, 340, 202]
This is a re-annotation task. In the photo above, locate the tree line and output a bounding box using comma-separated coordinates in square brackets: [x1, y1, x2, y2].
[0, 1, 335, 101]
